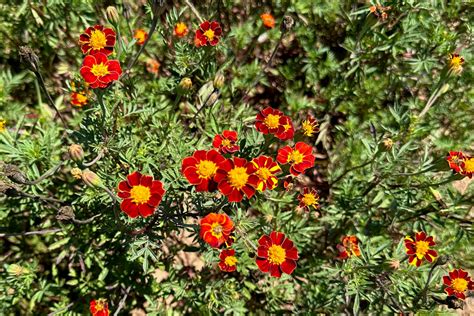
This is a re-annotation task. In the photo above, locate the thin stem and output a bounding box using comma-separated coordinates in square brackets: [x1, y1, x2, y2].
[83, 150, 105, 167]
[72, 214, 102, 224]
[184, 0, 204, 23]
[22, 162, 64, 185]
[113, 286, 131, 316]
[47, 303, 74, 316]
[0, 228, 62, 238]
[34, 69, 68, 129]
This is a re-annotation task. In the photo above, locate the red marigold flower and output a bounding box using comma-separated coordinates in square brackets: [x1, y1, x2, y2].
[446, 151, 465, 173]
[214, 157, 259, 202]
[301, 115, 319, 137]
[219, 248, 237, 272]
[404, 232, 437, 267]
[460, 157, 474, 178]
[71, 91, 89, 107]
[79, 25, 116, 56]
[251, 156, 281, 191]
[443, 268, 474, 300]
[133, 29, 148, 45]
[194, 21, 222, 47]
[298, 187, 320, 211]
[277, 142, 315, 176]
[174, 22, 189, 37]
[200, 212, 234, 248]
[212, 130, 240, 154]
[90, 299, 109, 316]
[260, 13, 276, 29]
[181, 149, 226, 192]
[80, 53, 122, 89]
[276, 115, 295, 140]
[337, 235, 361, 259]
[117, 171, 165, 218]
[256, 231, 299, 278]
[255, 107, 286, 136]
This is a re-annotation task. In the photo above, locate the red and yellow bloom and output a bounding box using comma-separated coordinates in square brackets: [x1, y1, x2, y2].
[219, 248, 237, 272]
[80, 53, 122, 89]
[277, 142, 315, 176]
[256, 231, 299, 278]
[260, 13, 276, 29]
[298, 188, 320, 211]
[71, 91, 89, 107]
[443, 269, 474, 300]
[117, 171, 165, 218]
[255, 107, 294, 140]
[181, 149, 225, 192]
[90, 299, 109, 316]
[446, 151, 465, 173]
[460, 157, 474, 178]
[133, 29, 148, 45]
[200, 213, 234, 248]
[337, 235, 361, 259]
[174, 22, 189, 37]
[301, 115, 319, 137]
[79, 25, 116, 56]
[251, 156, 281, 191]
[194, 21, 222, 47]
[404, 232, 437, 267]
[214, 157, 259, 202]
[212, 130, 240, 154]
[146, 58, 160, 76]
[448, 53, 464, 75]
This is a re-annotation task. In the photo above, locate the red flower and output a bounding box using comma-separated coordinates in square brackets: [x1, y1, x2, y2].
[260, 13, 276, 29]
[181, 150, 226, 192]
[212, 130, 240, 154]
[255, 107, 294, 140]
[214, 157, 259, 202]
[117, 171, 165, 218]
[194, 21, 222, 47]
[460, 157, 474, 178]
[174, 22, 189, 37]
[251, 156, 281, 191]
[443, 269, 474, 300]
[80, 53, 122, 89]
[256, 231, 299, 278]
[79, 25, 116, 56]
[200, 213, 234, 248]
[404, 232, 437, 267]
[337, 235, 361, 259]
[71, 92, 89, 107]
[298, 188, 320, 211]
[133, 29, 148, 45]
[277, 142, 315, 176]
[446, 151, 465, 173]
[219, 248, 237, 272]
[90, 299, 109, 316]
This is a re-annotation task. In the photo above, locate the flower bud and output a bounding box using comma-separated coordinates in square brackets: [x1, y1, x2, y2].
[70, 167, 82, 179]
[68, 144, 84, 162]
[213, 72, 225, 89]
[382, 138, 393, 150]
[179, 77, 193, 91]
[106, 6, 120, 25]
[81, 169, 102, 188]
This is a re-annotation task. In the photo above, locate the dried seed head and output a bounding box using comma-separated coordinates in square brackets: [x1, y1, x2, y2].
[383, 138, 393, 150]
[106, 6, 120, 25]
[81, 169, 102, 188]
[3, 164, 27, 184]
[68, 144, 84, 162]
[70, 168, 82, 179]
[56, 206, 75, 221]
[19, 46, 39, 72]
[281, 15, 295, 33]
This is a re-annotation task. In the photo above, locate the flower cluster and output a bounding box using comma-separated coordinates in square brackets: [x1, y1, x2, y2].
[78, 25, 122, 89]
[446, 151, 473, 178]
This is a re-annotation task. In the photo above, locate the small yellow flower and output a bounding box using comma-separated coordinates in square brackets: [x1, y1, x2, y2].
[448, 53, 464, 75]
[0, 118, 6, 132]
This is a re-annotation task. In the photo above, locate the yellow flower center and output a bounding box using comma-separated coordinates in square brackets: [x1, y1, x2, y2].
[452, 278, 468, 293]
[135, 30, 146, 42]
[288, 150, 304, 164]
[176, 23, 187, 34]
[450, 56, 463, 68]
[224, 255, 237, 266]
[203, 29, 215, 41]
[263, 114, 280, 129]
[302, 193, 317, 206]
[211, 222, 223, 239]
[463, 158, 474, 173]
[302, 120, 315, 136]
[227, 167, 249, 189]
[89, 30, 107, 50]
[221, 139, 232, 147]
[267, 244, 286, 265]
[90, 63, 110, 77]
[75, 93, 88, 104]
[130, 185, 151, 204]
[0, 119, 6, 132]
[256, 167, 272, 180]
[196, 160, 218, 179]
[95, 299, 106, 311]
[414, 240, 430, 258]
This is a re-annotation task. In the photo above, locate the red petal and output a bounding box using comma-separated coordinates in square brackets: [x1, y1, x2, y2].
[443, 276, 452, 286]
[138, 203, 154, 217]
[200, 21, 210, 31]
[256, 258, 270, 272]
[280, 259, 296, 275]
[269, 264, 282, 278]
[270, 231, 285, 245]
[118, 180, 131, 192]
[258, 235, 272, 247]
[120, 199, 139, 218]
[127, 171, 142, 186]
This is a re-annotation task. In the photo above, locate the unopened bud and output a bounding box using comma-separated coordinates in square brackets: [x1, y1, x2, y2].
[70, 168, 82, 179]
[179, 77, 193, 91]
[81, 169, 102, 188]
[19, 46, 39, 72]
[213, 72, 225, 89]
[106, 6, 120, 25]
[439, 83, 450, 95]
[68, 144, 84, 162]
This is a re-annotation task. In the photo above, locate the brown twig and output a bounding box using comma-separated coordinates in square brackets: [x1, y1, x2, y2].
[0, 228, 62, 238]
